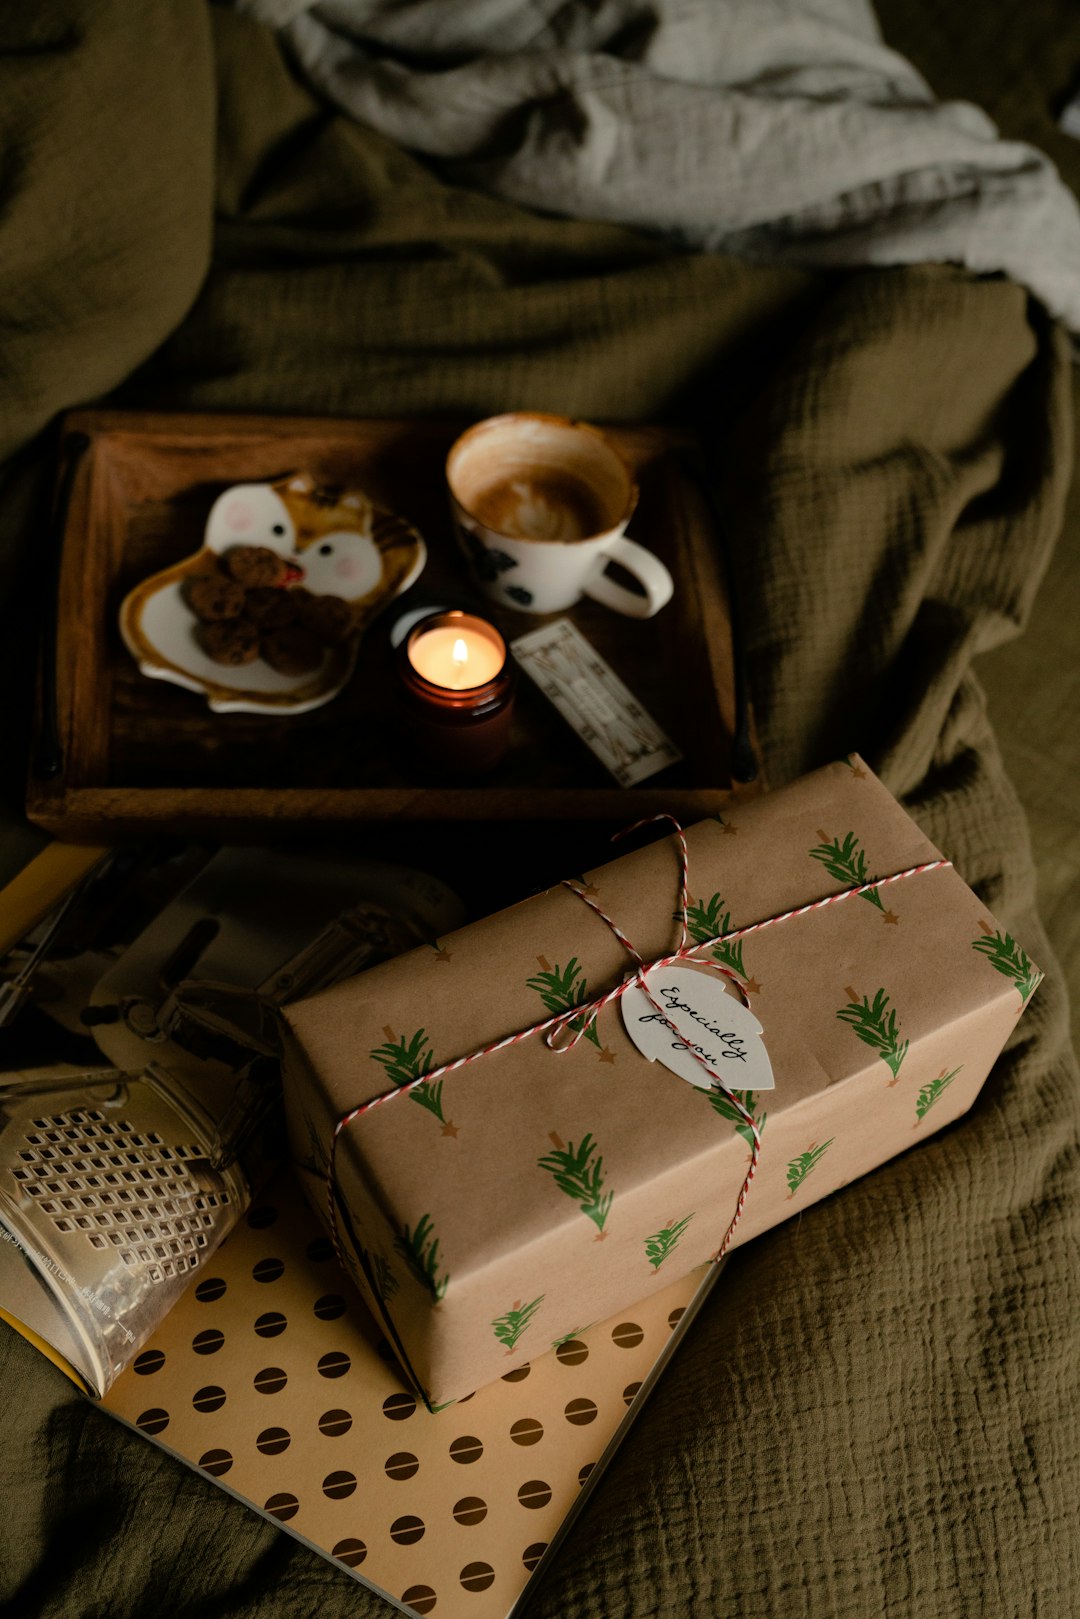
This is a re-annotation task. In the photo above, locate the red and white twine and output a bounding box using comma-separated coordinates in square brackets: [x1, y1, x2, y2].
[326, 815, 951, 1272]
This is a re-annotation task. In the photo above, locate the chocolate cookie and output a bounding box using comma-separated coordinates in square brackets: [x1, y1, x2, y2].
[261, 625, 324, 675]
[300, 593, 355, 645]
[245, 586, 302, 630]
[187, 573, 246, 622]
[224, 546, 287, 588]
[200, 618, 260, 665]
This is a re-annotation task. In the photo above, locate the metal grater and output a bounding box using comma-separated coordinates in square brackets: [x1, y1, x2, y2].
[0, 1068, 246, 1395]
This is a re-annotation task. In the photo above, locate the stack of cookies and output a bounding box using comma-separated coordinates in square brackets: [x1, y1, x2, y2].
[187, 547, 355, 674]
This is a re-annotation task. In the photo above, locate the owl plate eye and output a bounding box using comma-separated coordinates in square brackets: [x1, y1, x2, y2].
[272, 524, 286, 536]
[319, 544, 333, 556]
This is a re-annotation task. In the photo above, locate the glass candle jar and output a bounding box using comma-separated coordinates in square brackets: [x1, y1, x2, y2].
[395, 610, 516, 777]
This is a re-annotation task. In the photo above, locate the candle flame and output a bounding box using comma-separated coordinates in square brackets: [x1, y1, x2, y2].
[452, 637, 468, 666]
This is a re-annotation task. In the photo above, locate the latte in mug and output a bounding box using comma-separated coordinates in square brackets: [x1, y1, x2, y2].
[447, 413, 674, 617]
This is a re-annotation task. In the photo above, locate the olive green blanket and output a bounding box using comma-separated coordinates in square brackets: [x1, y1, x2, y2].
[1, 4, 1078, 1615]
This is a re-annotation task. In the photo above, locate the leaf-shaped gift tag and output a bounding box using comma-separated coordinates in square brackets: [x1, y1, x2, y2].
[620, 964, 774, 1092]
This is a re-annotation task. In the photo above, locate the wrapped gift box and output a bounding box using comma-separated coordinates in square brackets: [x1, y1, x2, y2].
[282, 757, 1041, 1406]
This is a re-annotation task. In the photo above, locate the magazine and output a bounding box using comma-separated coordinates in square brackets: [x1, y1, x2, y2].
[0, 844, 724, 1619]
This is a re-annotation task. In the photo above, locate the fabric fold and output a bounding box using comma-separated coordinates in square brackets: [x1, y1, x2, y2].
[238, 0, 1080, 329]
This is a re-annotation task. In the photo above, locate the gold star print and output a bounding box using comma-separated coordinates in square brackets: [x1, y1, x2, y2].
[597, 1047, 616, 1065]
[882, 910, 899, 926]
[850, 763, 867, 779]
[720, 820, 739, 836]
[572, 880, 600, 898]
[594, 1230, 608, 1242]
[743, 977, 762, 995]
[433, 946, 453, 963]
[441, 1121, 459, 1138]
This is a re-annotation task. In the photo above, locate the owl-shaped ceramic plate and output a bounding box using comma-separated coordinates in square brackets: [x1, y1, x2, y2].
[119, 472, 426, 714]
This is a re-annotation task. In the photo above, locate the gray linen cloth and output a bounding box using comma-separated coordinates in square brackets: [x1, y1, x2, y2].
[236, 0, 1080, 332]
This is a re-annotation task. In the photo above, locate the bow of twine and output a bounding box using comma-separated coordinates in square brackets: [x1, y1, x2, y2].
[326, 815, 951, 1278]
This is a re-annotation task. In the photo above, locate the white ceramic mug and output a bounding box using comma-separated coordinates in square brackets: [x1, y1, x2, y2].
[446, 413, 674, 617]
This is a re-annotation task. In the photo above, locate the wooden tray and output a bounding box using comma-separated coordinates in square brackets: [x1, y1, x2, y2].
[27, 411, 758, 841]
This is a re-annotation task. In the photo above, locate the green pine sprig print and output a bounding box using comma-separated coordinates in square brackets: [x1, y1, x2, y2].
[972, 925, 1042, 1004]
[491, 1295, 544, 1353]
[370, 1250, 400, 1303]
[837, 985, 909, 1081]
[370, 1025, 457, 1132]
[786, 1139, 835, 1198]
[703, 1086, 767, 1148]
[527, 955, 601, 1049]
[370, 1025, 433, 1086]
[538, 1131, 613, 1235]
[355, 1239, 400, 1305]
[915, 1066, 963, 1126]
[644, 1213, 694, 1270]
[297, 1103, 329, 1178]
[393, 1212, 449, 1301]
[809, 829, 884, 911]
[409, 1077, 447, 1123]
[683, 892, 747, 978]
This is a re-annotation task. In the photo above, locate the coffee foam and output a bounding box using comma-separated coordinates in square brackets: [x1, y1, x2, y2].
[467, 471, 611, 543]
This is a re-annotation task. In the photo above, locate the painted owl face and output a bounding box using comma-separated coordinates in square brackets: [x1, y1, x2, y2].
[204, 472, 417, 606]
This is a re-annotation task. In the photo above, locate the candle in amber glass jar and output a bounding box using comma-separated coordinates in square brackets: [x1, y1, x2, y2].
[395, 610, 515, 776]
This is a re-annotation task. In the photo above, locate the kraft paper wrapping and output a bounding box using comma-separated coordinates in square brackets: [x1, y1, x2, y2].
[282, 757, 1041, 1406]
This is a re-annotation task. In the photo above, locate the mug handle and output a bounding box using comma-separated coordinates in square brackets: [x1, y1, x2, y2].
[582, 535, 674, 619]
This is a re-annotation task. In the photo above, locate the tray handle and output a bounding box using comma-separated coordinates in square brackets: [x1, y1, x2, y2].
[35, 429, 90, 780]
[677, 446, 758, 785]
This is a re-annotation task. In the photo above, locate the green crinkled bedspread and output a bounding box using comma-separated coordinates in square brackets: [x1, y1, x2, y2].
[0, 4, 1077, 1615]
